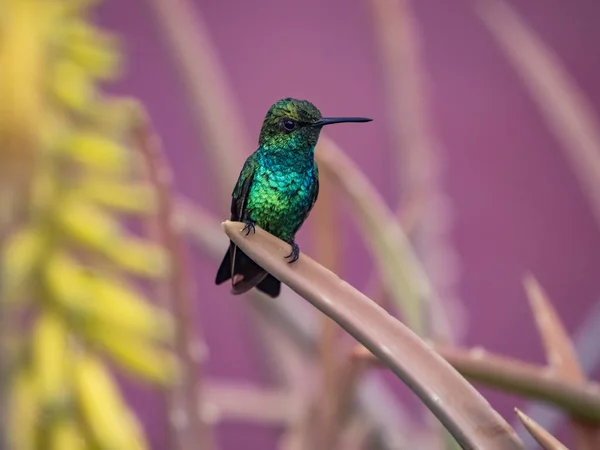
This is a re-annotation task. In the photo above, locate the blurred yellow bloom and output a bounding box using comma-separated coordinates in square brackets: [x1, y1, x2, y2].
[33, 312, 69, 409]
[74, 354, 147, 450]
[2, 226, 45, 301]
[58, 132, 132, 174]
[1, 1, 174, 449]
[0, 0, 47, 164]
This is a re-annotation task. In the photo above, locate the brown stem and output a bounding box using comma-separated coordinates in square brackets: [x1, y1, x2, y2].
[133, 112, 215, 450]
[223, 220, 524, 449]
[354, 343, 600, 423]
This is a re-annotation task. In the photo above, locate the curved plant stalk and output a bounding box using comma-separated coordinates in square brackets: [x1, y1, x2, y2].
[515, 409, 569, 450]
[317, 136, 438, 335]
[0, 2, 175, 448]
[476, 0, 600, 231]
[222, 220, 524, 449]
[367, 0, 464, 344]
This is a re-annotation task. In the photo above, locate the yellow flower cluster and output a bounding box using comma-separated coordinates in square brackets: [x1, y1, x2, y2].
[0, 1, 176, 449]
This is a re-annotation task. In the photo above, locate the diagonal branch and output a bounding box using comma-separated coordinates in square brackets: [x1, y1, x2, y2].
[354, 343, 600, 423]
[176, 197, 414, 448]
[222, 220, 524, 449]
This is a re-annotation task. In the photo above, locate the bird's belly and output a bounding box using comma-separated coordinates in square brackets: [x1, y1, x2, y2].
[246, 175, 314, 242]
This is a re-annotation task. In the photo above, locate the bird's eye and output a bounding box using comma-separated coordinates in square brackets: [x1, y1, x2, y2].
[281, 118, 296, 131]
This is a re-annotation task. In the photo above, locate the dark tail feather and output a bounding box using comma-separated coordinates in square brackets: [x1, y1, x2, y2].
[256, 275, 281, 297]
[215, 246, 232, 285]
[215, 242, 275, 296]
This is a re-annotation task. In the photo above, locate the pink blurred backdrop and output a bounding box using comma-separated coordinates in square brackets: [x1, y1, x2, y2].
[97, 0, 600, 448]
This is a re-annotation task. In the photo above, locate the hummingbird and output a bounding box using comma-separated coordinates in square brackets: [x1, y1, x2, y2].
[215, 98, 372, 297]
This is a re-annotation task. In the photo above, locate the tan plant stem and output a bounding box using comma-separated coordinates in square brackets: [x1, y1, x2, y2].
[133, 113, 215, 450]
[354, 344, 600, 423]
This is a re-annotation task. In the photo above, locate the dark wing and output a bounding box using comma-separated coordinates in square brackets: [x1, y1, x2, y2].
[215, 156, 257, 287]
[309, 164, 319, 212]
[228, 156, 271, 294]
[231, 156, 257, 222]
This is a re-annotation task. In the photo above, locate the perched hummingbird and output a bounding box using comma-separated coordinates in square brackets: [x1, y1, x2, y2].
[215, 98, 372, 297]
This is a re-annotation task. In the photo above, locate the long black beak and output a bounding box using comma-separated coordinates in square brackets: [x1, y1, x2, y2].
[311, 117, 372, 127]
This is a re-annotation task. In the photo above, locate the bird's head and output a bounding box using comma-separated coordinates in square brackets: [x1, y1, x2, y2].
[258, 98, 372, 151]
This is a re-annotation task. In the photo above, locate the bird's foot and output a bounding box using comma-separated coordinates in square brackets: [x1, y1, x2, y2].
[242, 220, 256, 236]
[285, 242, 300, 264]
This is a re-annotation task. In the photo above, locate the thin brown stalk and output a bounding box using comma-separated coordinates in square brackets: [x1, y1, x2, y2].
[133, 112, 215, 450]
[515, 409, 569, 450]
[354, 344, 600, 423]
[524, 275, 600, 448]
[223, 220, 524, 449]
[147, 0, 249, 207]
[476, 0, 600, 230]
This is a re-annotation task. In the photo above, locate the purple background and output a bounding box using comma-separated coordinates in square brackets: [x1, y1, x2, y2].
[98, 0, 600, 448]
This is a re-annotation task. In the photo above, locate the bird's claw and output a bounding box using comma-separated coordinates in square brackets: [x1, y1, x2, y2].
[242, 220, 256, 236]
[285, 242, 300, 264]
